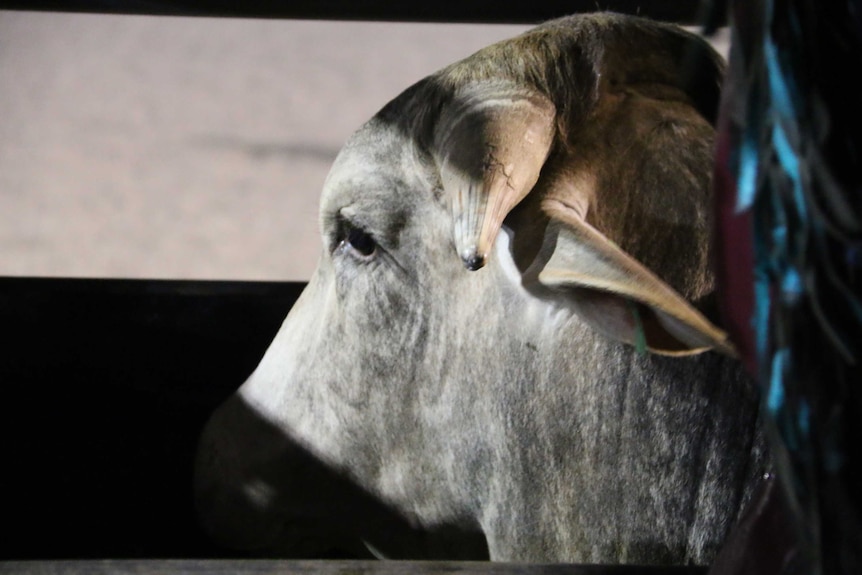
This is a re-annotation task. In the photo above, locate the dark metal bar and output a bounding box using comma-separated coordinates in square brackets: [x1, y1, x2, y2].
[0, 560, 710, 575]
[0, 0, 717, 25]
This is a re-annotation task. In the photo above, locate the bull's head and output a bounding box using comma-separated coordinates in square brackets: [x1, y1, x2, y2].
[195, 13, 764, 564]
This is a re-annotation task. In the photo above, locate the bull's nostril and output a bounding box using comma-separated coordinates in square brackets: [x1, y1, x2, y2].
[463, 254, 486, 271]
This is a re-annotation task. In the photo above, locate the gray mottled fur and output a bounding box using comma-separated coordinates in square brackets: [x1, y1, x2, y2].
[195, 13, 768, 565]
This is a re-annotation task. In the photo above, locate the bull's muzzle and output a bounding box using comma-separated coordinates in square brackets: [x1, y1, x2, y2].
[194, 395, 489, 559]
[194, 394, 290, 551]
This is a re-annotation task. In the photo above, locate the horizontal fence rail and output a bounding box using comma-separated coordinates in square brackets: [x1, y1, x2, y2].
[0, 0, 720, 24]
[0, 560, 710, 575]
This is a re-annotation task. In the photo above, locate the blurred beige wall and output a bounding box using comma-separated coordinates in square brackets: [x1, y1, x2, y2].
[0, 12, 727, 281]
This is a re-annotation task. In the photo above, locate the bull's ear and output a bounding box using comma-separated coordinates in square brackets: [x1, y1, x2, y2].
[535, 197, 736, 357]
[432, 82, 556, 270]
[517, 30, 731, 357]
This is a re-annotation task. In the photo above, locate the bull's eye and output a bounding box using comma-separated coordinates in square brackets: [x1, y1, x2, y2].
[347, 227, 376, 257]
[336, 221, 377, 260]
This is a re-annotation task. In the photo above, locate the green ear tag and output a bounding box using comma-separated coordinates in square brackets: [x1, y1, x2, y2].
[628, 300, 647, 355]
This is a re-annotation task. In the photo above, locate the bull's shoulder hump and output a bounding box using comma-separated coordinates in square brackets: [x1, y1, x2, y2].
[433, 14, 611, 99]
[435, 12, 721, 109]
[370, 12, 721, 149]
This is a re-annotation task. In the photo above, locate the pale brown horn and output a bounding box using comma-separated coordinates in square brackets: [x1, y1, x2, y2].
[434, 83, 555, 270]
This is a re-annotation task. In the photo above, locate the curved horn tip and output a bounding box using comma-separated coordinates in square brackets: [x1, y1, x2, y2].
[461, 251, 487, 271]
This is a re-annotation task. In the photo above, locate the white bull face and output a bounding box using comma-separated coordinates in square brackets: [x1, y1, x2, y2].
[195, 122, 548, 558]
[195, 13, 766, 564]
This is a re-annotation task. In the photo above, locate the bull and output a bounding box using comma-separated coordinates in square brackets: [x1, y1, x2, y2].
[194, 12, 767, 565]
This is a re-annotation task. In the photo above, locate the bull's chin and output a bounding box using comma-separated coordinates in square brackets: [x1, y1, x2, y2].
[203, 517, 282, 553]
[199, 507, 370, 558]
[266, 521, 376, 559]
